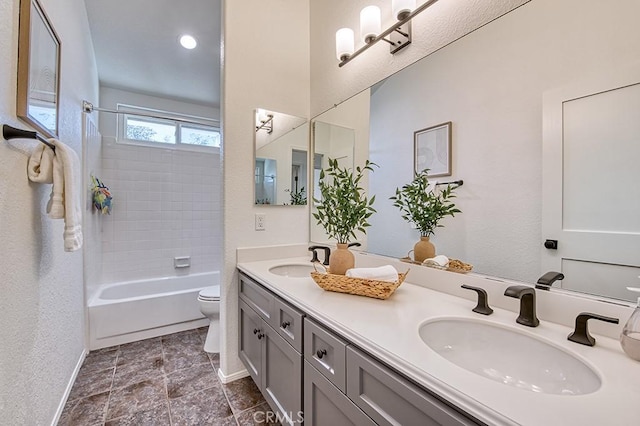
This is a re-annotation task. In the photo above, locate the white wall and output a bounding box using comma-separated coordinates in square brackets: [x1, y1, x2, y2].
[310, 0, 530, 116]
[0, 0, 99, 423]
[98, 87, 222, 285]
[221, 0, 310, 378]
[366, 0, 640, 283]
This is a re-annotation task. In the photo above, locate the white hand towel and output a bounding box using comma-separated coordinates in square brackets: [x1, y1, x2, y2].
[27, 144, 55, 183]
[51, 139, 83, 252]
[345, 265, 398, 282]
[423, 255, 449, 267]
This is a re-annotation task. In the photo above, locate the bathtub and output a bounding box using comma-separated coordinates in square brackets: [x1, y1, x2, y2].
[88, 272, 218, 349]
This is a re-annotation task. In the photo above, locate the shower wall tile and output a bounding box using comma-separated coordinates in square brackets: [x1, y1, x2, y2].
[101, 142, 222, 284]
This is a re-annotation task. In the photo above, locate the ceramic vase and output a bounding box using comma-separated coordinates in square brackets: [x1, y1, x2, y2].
[414, 236, 435, 262]
[329, 243, 355, 275]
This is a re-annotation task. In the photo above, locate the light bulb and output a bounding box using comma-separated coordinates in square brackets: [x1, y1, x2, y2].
[335, 28, 355, 61]
[179, 34, 197, 50]
[392, 0, 416, 20]
[360, 5, 381, 44]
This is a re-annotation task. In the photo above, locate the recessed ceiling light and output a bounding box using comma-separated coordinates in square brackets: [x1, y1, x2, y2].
[180, 35, 197, 50]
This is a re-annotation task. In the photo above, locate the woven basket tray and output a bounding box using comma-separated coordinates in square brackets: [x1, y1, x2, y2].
[310, 268, 408, 300]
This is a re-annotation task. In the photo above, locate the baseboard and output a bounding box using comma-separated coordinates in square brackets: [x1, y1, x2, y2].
[51, 348, 88, 426]
[218, 367, 250, 384]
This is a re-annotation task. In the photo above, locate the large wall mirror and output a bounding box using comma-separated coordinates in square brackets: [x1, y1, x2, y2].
[309, 0, 640, 302]
[255, 109, 309, 206]
[16, 0, 61, 138]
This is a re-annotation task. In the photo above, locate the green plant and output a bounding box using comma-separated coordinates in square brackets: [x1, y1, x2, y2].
[390, 169, 461, 237]
[313, 158, 377, 244]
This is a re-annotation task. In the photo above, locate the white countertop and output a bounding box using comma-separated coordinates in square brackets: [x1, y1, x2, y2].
[237, 254, 640, 426]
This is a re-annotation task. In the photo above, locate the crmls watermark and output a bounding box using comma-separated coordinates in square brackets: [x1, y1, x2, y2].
[252, 410, 304, 424]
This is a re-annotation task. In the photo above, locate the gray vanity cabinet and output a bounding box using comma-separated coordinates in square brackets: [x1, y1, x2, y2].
[238, 271, 483, 426]
[346, 346, 478, 426]
[238, 274, 303, 426]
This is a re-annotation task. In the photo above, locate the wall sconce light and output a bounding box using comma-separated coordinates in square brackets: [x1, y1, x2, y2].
[336, 0, 439, 67]
[256, 109, 274, 133]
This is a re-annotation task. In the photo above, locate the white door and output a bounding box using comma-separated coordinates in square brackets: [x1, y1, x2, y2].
[542, 65, 640, 302]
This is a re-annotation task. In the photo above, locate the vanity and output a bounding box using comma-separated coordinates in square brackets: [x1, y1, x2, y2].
[237, 250, 640, 426]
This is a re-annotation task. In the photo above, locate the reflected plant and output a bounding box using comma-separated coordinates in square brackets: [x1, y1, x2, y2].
[390, 169, 461, 237]
[313, 158, 377, 244]
[285, 187, 307, 205]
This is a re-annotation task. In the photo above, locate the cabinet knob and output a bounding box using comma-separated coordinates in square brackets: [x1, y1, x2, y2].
[257, 332, 265, 340]
[316, 349, 327, 359]
[253, 328, 260, 335]
[281, 321, 291, 329]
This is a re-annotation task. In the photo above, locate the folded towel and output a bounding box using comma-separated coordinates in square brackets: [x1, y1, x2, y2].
[28, 140, 83, 252]
[423, 255, 449, 267]
[345, 265, 398, 282]
[27, 144, 55, 183]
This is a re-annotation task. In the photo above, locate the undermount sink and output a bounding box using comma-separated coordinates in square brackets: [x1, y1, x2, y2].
[419, 318, 601, 395]
[268, 263, 316, 278]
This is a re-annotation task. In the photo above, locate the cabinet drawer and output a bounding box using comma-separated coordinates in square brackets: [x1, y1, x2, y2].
[304, 361, 375, 426]
[273, 297, 304, 353]
[239, 273, 275, 323]
[304, 318, 347, 392]
[346, 346, 480, 426]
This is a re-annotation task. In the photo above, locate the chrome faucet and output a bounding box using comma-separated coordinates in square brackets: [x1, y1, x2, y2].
[504, 285, 539, 327]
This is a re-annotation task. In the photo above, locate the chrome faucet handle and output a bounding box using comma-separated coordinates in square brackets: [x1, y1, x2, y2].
[504, 285, 539, 327]
[461, 285, 493, 315]
[568, 312, 619, 346]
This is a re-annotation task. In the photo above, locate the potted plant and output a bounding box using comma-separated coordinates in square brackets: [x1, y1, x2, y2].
[390, 169, 461, 262]
[313, 158, 377, 274]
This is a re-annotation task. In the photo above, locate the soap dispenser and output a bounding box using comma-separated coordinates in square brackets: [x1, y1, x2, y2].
[620, 285, 640, 361]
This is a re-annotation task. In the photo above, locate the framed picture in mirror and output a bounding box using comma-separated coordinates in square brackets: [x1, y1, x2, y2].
[414, 121, 452, 177]
[16, 0, 61, 138]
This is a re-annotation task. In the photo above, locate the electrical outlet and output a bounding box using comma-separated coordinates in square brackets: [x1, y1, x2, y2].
[255, 213, 266, 231]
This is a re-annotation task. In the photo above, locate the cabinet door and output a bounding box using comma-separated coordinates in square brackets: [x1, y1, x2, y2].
[346, 347, 480, 426]
[304, 361, 375, 426]
[263, 326, 302, 426]
[239, 300, 264, 386]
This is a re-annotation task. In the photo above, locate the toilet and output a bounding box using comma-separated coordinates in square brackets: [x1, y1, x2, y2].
[197, 285, 220, 353]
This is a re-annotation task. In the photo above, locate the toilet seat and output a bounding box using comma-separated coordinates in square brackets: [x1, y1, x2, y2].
[198, 286, 220, 301]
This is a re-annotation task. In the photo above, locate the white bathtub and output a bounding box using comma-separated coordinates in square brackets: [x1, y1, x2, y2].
[88, 272, 218, 349]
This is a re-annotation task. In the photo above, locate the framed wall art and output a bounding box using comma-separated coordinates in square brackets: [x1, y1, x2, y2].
[16, 0, 61, 138]
[414, 121, 452, 177]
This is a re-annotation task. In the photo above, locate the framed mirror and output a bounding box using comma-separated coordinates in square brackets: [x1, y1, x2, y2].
[17, 0, 61, 138]
[254, 108, 309, 206]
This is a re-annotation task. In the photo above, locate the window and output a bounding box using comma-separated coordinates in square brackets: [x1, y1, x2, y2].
[118, 104, 220, 150]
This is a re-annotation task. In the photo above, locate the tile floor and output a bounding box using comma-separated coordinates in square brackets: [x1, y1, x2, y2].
[59, 327, 278, 425]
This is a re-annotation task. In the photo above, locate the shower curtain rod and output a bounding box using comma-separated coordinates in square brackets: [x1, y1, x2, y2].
[82, 101, 220, 126]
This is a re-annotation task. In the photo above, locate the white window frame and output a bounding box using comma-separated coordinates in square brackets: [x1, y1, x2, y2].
[116, 103, 220, 153]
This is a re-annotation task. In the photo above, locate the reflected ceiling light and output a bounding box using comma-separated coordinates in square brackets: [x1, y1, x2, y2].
[180, 34, 197, 49]
[336, 0, 439, 67]
[255, 109, 274, 134]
